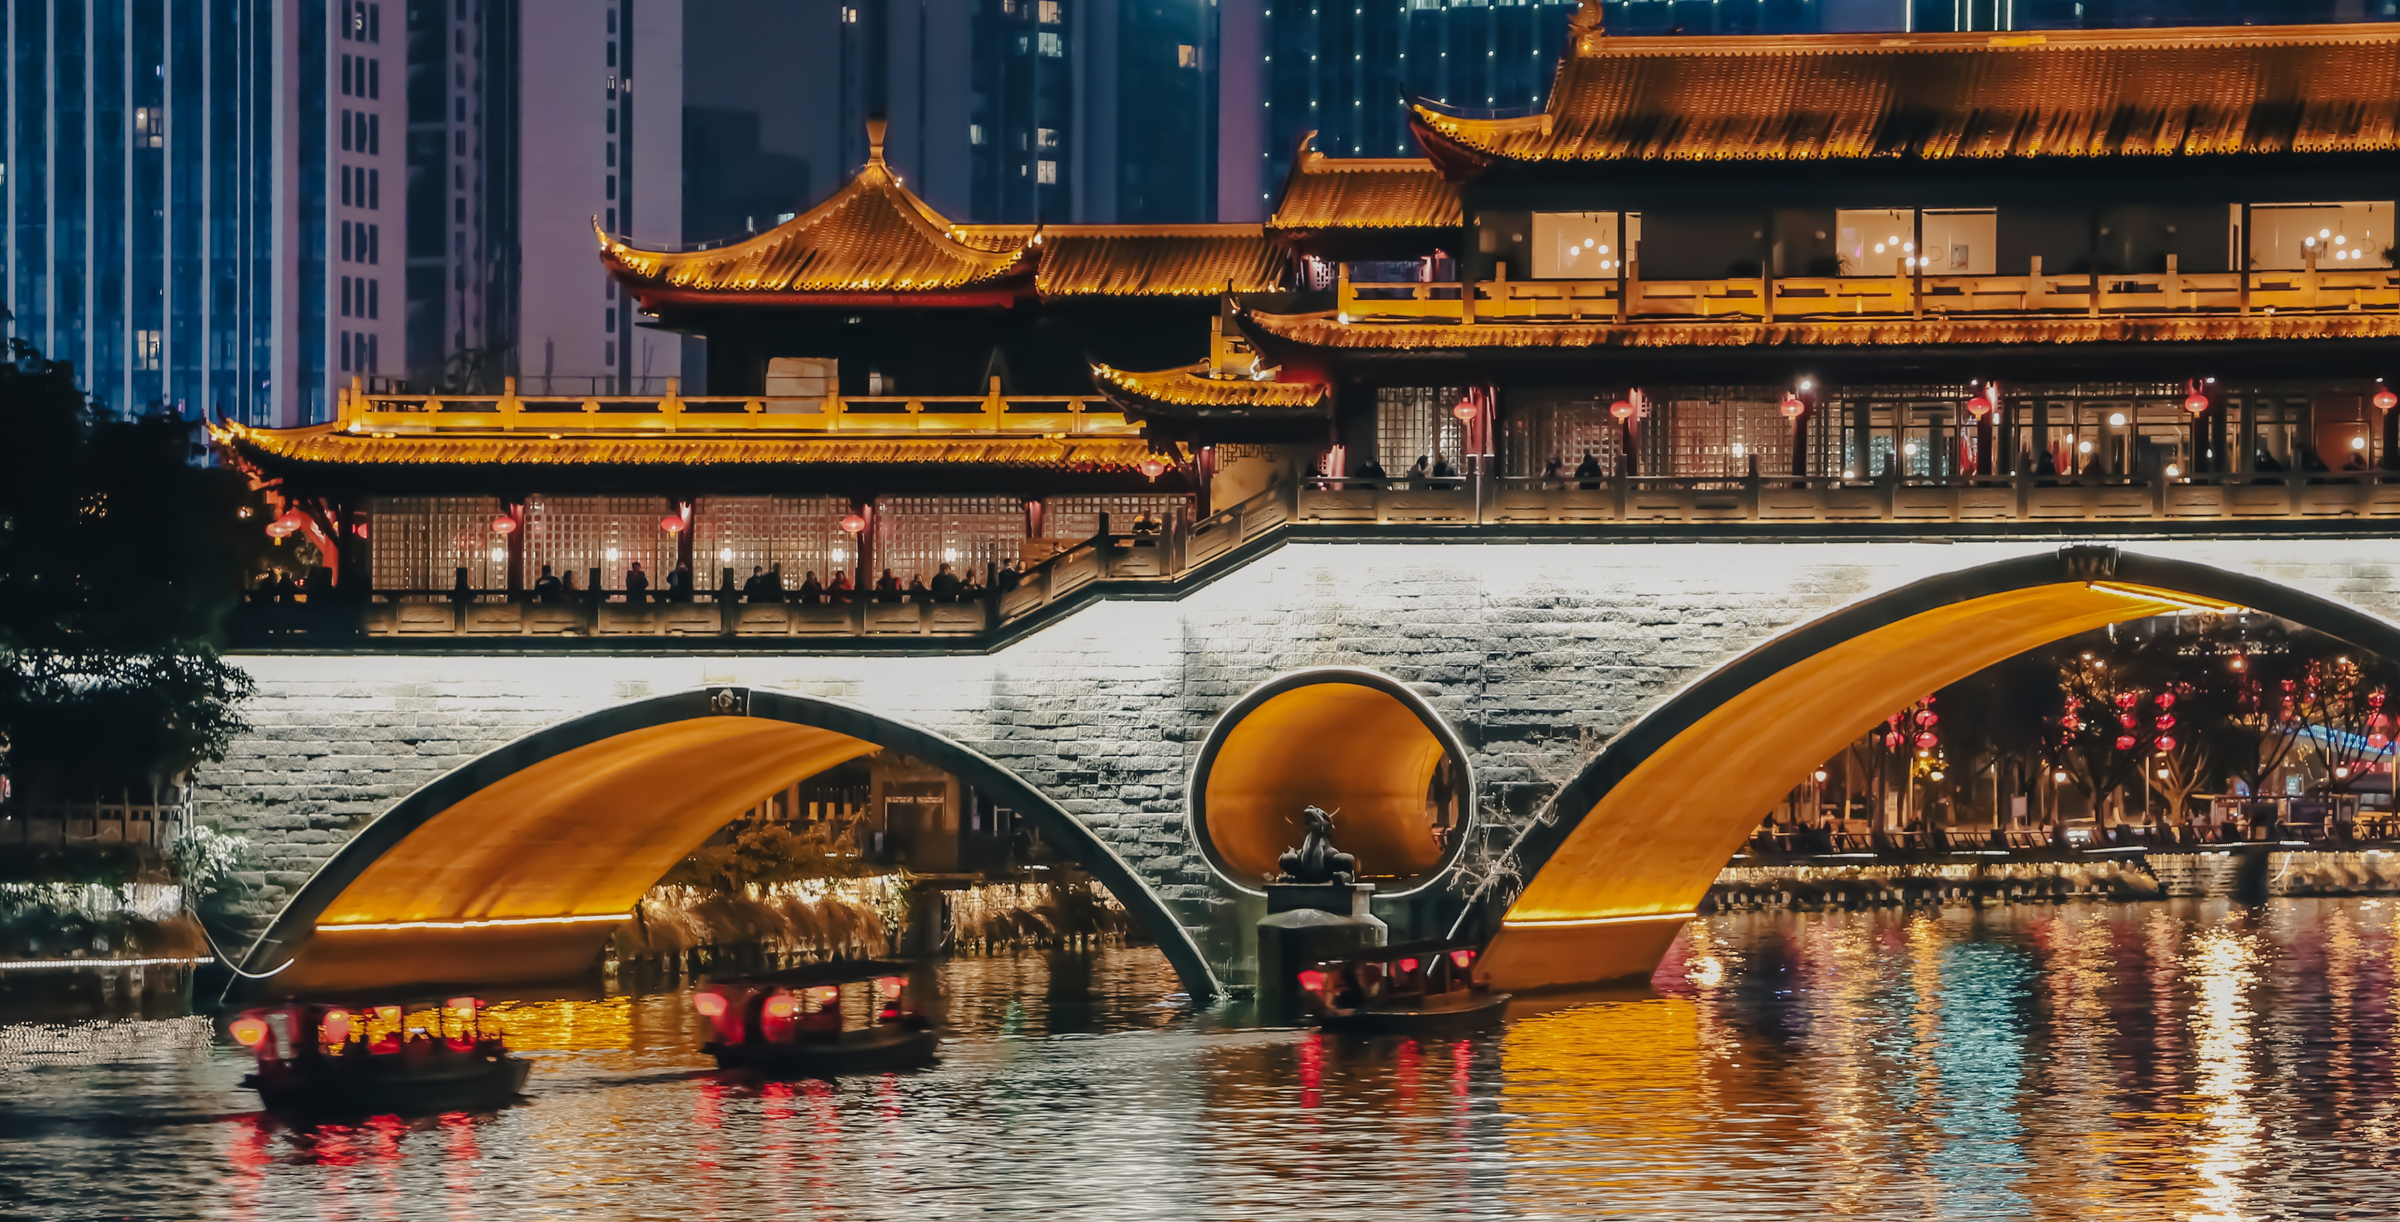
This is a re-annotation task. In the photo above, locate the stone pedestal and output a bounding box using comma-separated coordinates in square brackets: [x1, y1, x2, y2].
[1255, 882, 1385, 1023]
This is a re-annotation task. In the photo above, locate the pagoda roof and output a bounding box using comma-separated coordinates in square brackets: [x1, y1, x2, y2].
[1412, 10, 2400, 171]
[213, 420, 1164, 472]
[1090, 363, 1333, 442]
[599, 126, 1032, 307]
[602, 124, 1288, 308]
[1267, 142, 1462, 232]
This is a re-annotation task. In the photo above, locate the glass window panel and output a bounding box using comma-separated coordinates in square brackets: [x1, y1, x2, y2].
[2249, 202, 2394, 270]
[1530, 212, 1636, 279]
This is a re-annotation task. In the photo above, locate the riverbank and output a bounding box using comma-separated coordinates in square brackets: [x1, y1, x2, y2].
[1707, 847, 2400, 910]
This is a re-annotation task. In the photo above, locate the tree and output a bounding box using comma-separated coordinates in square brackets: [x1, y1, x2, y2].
[0, 356, 258, 796]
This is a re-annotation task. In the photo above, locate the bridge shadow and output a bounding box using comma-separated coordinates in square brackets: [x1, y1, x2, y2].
[232, 687, 1218, 1001]
[1477, 544, 2400, 993]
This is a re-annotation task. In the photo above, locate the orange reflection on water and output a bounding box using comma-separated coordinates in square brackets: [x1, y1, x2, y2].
[1498, 993, 1716, 1214]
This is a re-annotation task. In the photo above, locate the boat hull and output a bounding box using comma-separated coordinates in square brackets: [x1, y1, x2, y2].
[1316, 991, 1511, 1036]
[706, 1026, 941, 1077]
[244, 1054, 532, 1116]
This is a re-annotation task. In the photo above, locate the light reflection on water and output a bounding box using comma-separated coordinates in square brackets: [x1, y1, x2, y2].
[8, 899, 2400, 1220]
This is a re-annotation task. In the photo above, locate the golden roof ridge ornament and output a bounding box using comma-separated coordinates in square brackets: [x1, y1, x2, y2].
[865, 114, 889, 168]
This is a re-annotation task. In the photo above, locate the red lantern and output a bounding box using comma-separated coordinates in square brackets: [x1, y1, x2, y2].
[1966, 395, 1992, 419]
[1884, 731, 1904, 751]
[1914, 710, 1938, 728]
[2373, 692, 2388, 710]
[1137, 456, 1169, 480]
[838, 513, 867, 535]
[2155, 714, 2176, 731]
[1397, 958, 1420, 974]
[2376, 387, 2398, 413]
[2062, 715, 2082, 732]
[2155, 692, 2176, 710]
[2373, 733, 2392, 752]
[1609, 400, 1634, 422]
[876, 976, 907, 995]
[1780, 395, 1806, 420]
[1296, 969, 1326, 992]
[1452, 400, 1478, 423]
[2115, 734, 2138, 751]
[320, 1009, 353, 1043]
[229, 1016, 270, 1048]
[1449, 949, 1476, 968]
[2155, 734, 2178, 752]
[1914, 732, 1938, 750]
[264, 511, 307, 539]
[659, 515, 685, 535]
[692, 992, 727, 1017]
[2183, 391, 2211, 416]
[2119, 714, 2138, 730]
[2114, 692, 2138, 710]
[762, 994, 798, 1019]
[489, 514, 517, 535]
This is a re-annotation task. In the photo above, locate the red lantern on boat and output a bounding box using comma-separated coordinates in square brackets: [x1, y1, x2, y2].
[811, 986, 840, 1005]
[763, 994, 798, 1019]
[229, 1016, 270, 1048]
[659, 514, 685, 535]
[692, 992, 728, 1017]
[320, 1009, 353, 1043]
[876, 976, 906, 995]
[1297, 969, 1326, 992]
[1449, 949, 1476, 969]
[1397, 958, 1420, 974]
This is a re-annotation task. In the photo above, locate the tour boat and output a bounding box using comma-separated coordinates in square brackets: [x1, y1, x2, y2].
[230, 995, 532, 1115]
[1297, 941, 1510, 1035]
[693, 960, 939, 1077]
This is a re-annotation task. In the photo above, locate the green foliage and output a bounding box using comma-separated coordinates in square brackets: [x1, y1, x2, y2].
[0, 844, 144, 886]
[0, 362, 259, 793]
[169, 823, 251, 902]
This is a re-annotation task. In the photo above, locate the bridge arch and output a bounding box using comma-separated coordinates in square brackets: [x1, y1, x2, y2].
[1190, 667, 1476, 897]
[1477, 545, 2400, 994]
[234, 687, 1219, 1000]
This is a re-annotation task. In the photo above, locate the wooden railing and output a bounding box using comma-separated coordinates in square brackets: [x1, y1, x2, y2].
[333, 375, 1139, 437]
[1, 794, 189, 847]
[239, 481, 1297, 642]
[1338, 254, 2400, 326]
[1298, 468, 2400, 527]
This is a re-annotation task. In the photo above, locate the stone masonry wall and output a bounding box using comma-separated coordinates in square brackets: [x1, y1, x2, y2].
[195, 536, 2400, 973]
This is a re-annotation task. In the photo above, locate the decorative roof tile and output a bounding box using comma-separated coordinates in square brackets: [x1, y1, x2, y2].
[1237, 307, 2400, 350]
[1035, 228, 1290, 296]
[213, 421, 1163, 471]
[1415, 15, 2400, 166]
[1268, 145, 1464, 231]
[1091, 363, 1329, 410]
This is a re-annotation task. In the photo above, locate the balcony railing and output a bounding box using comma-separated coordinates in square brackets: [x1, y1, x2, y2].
[236, 480, 1292, 642]
[1339, 255, 2400, 326]
[332, 376, 1137, 437]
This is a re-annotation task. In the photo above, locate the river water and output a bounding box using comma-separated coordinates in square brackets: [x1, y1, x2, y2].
[6, 897, 2399, 1221]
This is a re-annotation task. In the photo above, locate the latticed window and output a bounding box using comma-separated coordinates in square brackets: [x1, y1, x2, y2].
[369, 496, 503, 590]
[524, 496, 681, 591]
[1664, 396, 1790, 482]
[874, 496, 1026, 585]
[693, 496, 851, 590]
[1501, 394, 1623, 477]
[1374, 387, 1464, 472]
[1042, 494, 1190, 543]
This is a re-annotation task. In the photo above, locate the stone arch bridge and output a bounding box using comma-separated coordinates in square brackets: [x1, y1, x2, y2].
[203, 532, 2400, 998]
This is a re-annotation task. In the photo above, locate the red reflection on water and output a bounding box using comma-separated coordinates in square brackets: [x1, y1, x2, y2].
[1299, 1031, 1324, 1110]
[1396, 1038, 1422, 1113]
[441, 1112, 479, 1221]
[222, 1114, 275, 1222]
[802, 1078, 840, 1219]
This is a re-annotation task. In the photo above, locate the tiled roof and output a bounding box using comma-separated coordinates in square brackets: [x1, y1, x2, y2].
[1268, 145, 1464, 231]
[213, 422, 1163, 471]
[1090, 363, 1329, 410]
[1415, 16, 2400, 166]
[1035, 228, 1290, 296]
[599, 143, 1029, 297]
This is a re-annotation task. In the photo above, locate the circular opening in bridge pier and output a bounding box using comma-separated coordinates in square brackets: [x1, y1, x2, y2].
[1190, 669, 1473, 896]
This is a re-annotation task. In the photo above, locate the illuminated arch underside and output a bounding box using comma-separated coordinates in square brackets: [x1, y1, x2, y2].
[1203, 681, 1454, 885]
[286, 718, 880, 992]
[248, 690, 1224, 999]
[1482, 580, 2201, 992]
